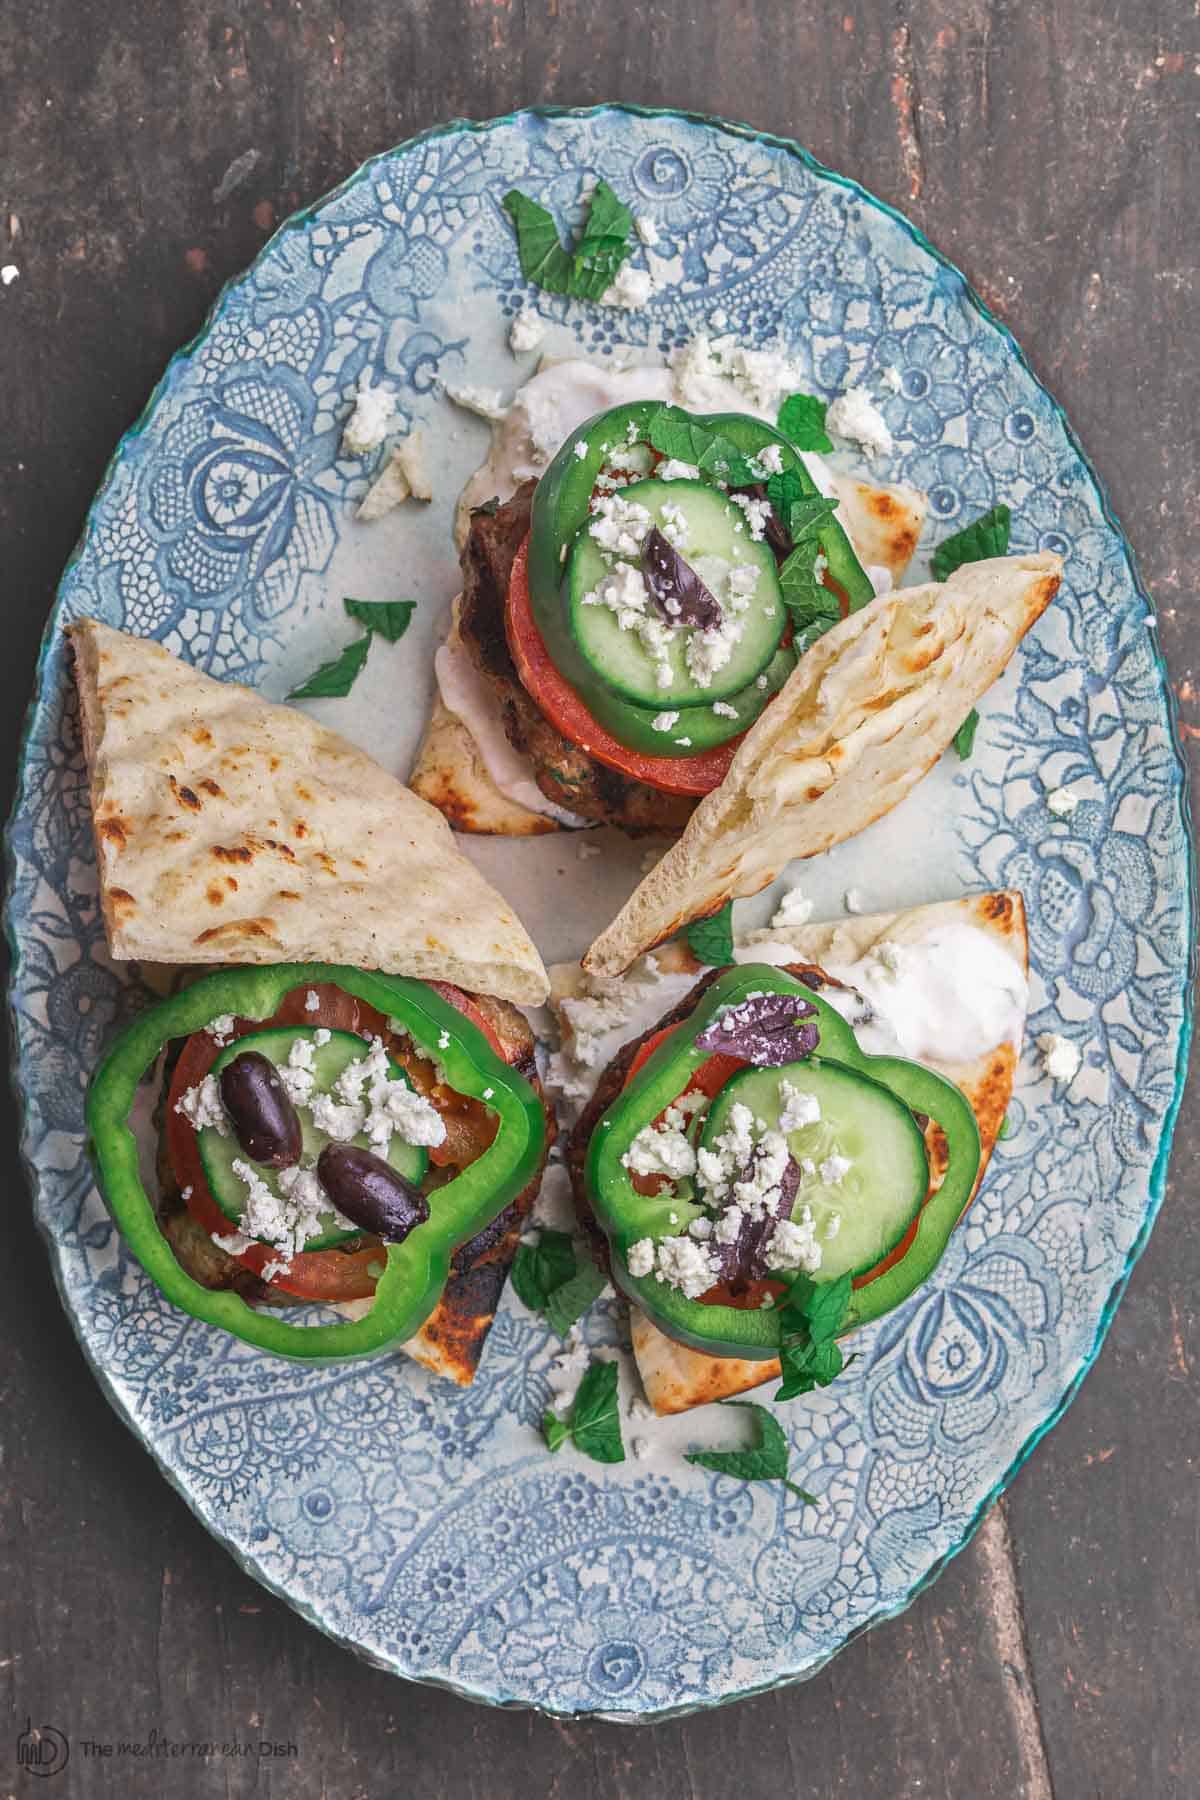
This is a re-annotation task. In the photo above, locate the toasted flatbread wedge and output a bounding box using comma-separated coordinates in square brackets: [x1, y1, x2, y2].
[68, 618, 548, 1005]
[584, 553, 1061, 976]
[416, 476, 928, 838]
[550, 890, 1027, 1414]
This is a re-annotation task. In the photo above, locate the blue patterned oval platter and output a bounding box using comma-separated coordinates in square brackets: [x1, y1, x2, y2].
[5, 106, 1193, 1718]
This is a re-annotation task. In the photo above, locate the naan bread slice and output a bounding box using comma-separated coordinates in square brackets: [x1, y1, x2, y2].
[422, 477, 928, 839]
[585, 553, 1061, 976]
[69, 618, 549, 1005]
[617, 892, 1028, 1413]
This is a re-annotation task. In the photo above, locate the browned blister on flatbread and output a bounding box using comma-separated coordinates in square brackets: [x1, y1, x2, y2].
[68, 618, 549, 1005]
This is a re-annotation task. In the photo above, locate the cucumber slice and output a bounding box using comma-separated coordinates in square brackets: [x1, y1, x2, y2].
[198, 1028, 429, 1252]
[566, 478, 784, 708]
[699, 1058, 928, 1282]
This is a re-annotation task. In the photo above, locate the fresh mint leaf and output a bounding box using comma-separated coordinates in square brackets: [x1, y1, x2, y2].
[931, 502, 1011, 582]
[542, 1409, 570, 1453]
[647, 405, 718, 465]
[953, 708, 980, 761]
[504, 180, 634, 301]
[777, 392, 833, 453]
[510, 1229, 577, 1316]
[570, 180, 634, 300]
[687, 901, 734, 967]
[503, 189, 573, 293]
[343, 598, 417, 643]
[542, 1360, 625, 1463]
[543, 1260, 608, 1339]
[697, 435, 758, 488]
[785, 495, 841, 543]
[775, 1272, 854, 1402]
[288, 634, 372, 700]
[685, 1401, 815, 1500]
[778, 548, 842, 629]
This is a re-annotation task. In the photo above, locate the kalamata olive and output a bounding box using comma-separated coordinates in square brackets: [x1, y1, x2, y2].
[316, 1143, 429, 1244]
[218, 1051, 303, 1168]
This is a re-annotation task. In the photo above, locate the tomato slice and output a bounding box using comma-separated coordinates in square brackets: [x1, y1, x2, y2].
[165, 980, 501, 1303]
[506, 537, 740, 797]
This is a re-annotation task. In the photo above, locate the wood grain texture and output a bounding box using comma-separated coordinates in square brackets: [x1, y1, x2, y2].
[0, 1, 1195, 1795]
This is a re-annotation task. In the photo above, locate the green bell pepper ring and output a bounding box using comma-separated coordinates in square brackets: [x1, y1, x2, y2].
[586, 964, 981, 1358]
[527, 401, 874, 719]
[86, 962, 547, 1363]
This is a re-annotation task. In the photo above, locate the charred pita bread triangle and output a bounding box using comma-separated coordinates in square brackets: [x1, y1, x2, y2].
[585, 553, 1061, 976]
[69, 618, 549, 1005]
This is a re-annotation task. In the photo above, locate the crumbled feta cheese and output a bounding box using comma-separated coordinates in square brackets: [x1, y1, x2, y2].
[0, 265, 18, 286]
[658, 501, 690, 549]
[438, 1030, 451, 1050]
[546, 1338, 591, 1416]
[752, 443, 785, 477]
[696, 1101, 757, 1205]
[627, 1237, 656, 1278]
[826, 387, 894, 459]
[635, 215, 660, 246]
[357, 431, 433, 520]
[631, 1436, 651, 1460]
[574, 439, 589, 459]
[444, 382, 509, 423]
[509, 306, 544, 355]
[1047, 786, 1080, 817]
[819, 1153, 851, 1186]
[766, 1209, 823, 1273]
[873, 940, 904, 979]
[779, 1081, 821, 1132]
[731, 492, 772, 541]
[651, 710, 680, 732]
[175, 1074, 228, 1135]
[628, 1394, 656, 1421]
[669, 335, 808, 417]
[279, 1035, 318, 1106]
[207, 1014, 235, 1046]
[582, 558, 677, 689]
[212, 1228, 253, 1256]
[731, 1130, 792, 1213]
[688, 1216, 714, 1239]
[483, 1086, 494, 1100]
[770, 885, 814, 931]
[712, 700, 739, 718]
[314, 1027, 331, 1047]
[654, 1234, 719, 1298]
[674, 736, 692, 748]
[657, 458, 701, 482]
[305, 990, 320, 1011]
[341, 374, 397, 456]
[622, 1121, 697, 1181]
[844, 888, 864, 914]
[1038, 1032, 1081, 1084]
[231, 1157, 338, 1267]
[309, 1092, 366, 1141]
[588, 491, 653, 559]
[602, 262, 655, 309]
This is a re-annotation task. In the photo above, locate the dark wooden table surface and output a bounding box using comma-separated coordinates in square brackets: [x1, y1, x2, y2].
[1, 4, 1196, 1796]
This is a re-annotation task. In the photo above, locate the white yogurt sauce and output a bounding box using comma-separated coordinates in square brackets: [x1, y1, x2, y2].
[736, 921, 1026, 1063]
[433, 627, 587, 828]
[458, 348, 836, 520]
[822, 924, 1027, 1063]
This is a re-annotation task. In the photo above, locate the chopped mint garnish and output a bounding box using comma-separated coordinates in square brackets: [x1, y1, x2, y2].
[687, 901, 734, 967]
[342, 598, 417, 643]
[775, 1271, 855, 1401]
[931, 502, 1012, 582]
[542, 1359, 625, 1463]
[510, 1229, 577, 1315]
[644, 406, 757, 487]
[503, 180, 634, 301]
[512, 1229, 606, 1339]
[544, 1261, 608, 1339]
[953, 709, 980, 761]
[686, 1401, 816, 1501]
[288, 634, 372, 700]
[289, 596, 418, 700]
[777, 392, 833, 453]
[998, 1113, 1013, 1140]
